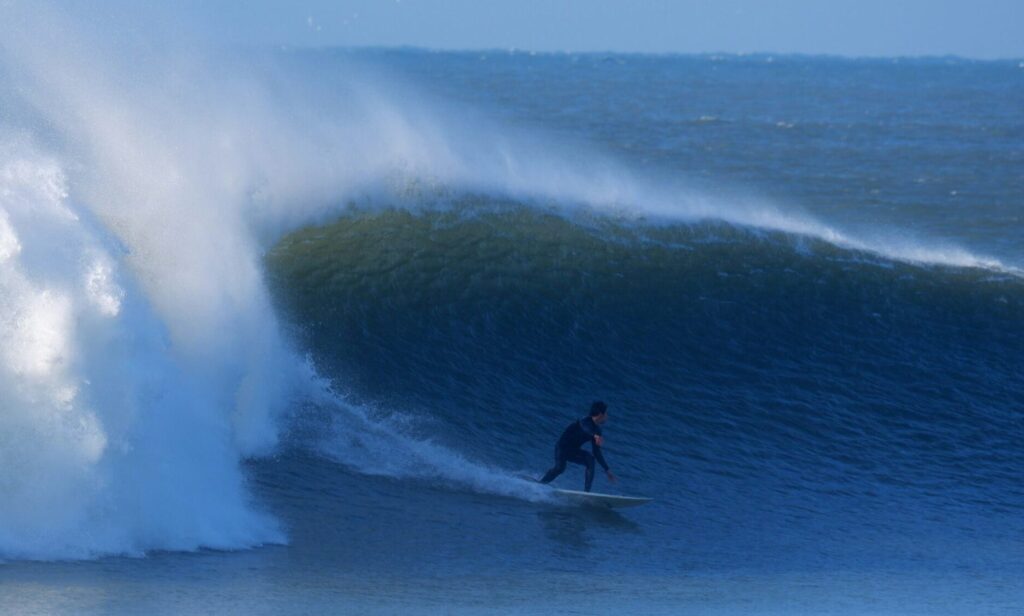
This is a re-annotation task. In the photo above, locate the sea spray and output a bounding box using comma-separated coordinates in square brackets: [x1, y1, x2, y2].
[0, 141, 286, 559]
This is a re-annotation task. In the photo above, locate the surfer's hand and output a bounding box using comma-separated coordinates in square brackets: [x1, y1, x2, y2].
[594, 435, 604, 446]
[607, 470, 618, 483]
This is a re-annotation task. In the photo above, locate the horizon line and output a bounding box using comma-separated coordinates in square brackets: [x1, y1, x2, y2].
[272, 44, 1024, 64]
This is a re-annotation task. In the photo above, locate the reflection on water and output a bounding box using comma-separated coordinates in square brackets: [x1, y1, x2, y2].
[537, 507, 642, 555]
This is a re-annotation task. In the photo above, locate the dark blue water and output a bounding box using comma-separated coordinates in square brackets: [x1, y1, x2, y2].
[1, 46, 1022, 615]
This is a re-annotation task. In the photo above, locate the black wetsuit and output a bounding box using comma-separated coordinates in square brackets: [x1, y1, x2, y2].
[538, 416, 610, 492]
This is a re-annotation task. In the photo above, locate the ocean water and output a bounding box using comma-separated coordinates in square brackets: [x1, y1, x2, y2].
[1, 11, 1022, 615]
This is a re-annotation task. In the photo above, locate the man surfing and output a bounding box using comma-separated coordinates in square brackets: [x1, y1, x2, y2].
[538, 401, 618, 492]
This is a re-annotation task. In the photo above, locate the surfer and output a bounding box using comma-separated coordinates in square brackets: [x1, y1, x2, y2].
[538, 401, 618, 492]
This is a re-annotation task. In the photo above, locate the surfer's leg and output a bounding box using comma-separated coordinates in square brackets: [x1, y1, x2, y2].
[582, 452, 596, 492]
[539, 462, 565, 484]
[564, 449, 596, 492]
[539, 446, 567, 484]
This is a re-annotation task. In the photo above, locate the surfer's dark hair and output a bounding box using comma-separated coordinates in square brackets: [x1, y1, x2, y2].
[590, 401, 608, 416]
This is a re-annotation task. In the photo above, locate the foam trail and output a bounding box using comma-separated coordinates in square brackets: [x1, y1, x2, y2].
[302, 378, 551, 502]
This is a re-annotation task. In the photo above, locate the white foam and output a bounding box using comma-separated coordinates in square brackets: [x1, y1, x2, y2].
[0, 143, 286, 560]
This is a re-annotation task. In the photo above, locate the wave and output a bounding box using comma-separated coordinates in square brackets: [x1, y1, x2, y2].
[0, 2, 1018, 560]
[267, 203, 1023, 394]
[269, 204, 1023, 522]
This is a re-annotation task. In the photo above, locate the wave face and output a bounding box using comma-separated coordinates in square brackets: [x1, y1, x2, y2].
[268, 206, 1024, 536]
[1, 4, 1022, 567]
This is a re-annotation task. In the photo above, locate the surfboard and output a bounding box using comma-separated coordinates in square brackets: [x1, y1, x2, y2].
[551, 488, 652, 509]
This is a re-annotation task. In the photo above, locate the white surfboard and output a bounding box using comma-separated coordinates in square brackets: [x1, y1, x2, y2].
[552, 488, 652, 509]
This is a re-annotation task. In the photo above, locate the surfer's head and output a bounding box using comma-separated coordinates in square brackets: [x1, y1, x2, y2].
[590, 401, 608, 423]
